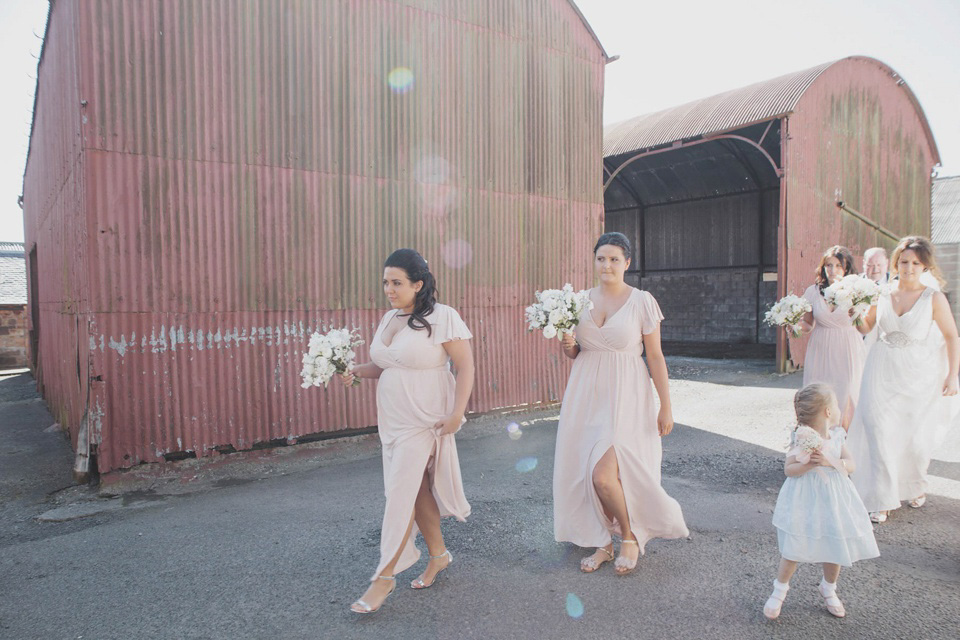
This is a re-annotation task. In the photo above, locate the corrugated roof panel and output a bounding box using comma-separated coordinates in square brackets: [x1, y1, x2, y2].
[604, 61, 833, 157]
[933, 176, 960, 244]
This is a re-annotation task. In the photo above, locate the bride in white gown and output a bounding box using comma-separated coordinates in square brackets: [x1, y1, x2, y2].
[847, 236, 960, 523]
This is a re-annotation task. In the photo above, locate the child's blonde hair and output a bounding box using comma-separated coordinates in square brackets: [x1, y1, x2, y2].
[794, 383, 834, 426]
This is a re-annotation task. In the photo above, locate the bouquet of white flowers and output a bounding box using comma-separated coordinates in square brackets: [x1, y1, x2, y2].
[300, 327, 364, 388]
[823, 275, 880, 326]
[791, 425, 823, 464]
[764, 294, 812, 338]
[525, 284, 593, 340]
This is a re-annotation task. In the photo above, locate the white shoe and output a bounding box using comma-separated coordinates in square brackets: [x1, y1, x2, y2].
[819, 579, 846, 618]
[908, 495, 926, 509]
[869, 511, 888, 523]
[763, 580, 789, 620]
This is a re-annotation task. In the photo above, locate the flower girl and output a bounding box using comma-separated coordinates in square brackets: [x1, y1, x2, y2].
[764, 383, 879, 620]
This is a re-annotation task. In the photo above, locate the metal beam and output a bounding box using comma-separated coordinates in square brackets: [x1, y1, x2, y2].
[835, 201, 900, 242]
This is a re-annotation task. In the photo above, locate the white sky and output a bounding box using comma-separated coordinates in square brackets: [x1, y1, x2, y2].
[1, 0, 957, 243]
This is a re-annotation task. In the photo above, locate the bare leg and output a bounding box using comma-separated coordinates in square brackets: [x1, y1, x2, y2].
[777, 558, 799, 583]
[412, 470, 451, 585]
[592, 447, 639, 571]
[822, 563, 840, 583]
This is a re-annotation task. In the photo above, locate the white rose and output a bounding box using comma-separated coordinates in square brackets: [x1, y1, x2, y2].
[542, 325, 558, 339]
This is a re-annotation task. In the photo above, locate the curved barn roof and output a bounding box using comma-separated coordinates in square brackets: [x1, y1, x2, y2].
[604, 56, 939, 163]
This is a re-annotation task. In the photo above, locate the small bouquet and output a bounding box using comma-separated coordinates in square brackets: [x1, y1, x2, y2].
[525, 284, 593, 340]
[791, 425, 823, 464]
[300, 328, 364, 388]
[823, 275, 880, 326]
[764, 294, 812, 338]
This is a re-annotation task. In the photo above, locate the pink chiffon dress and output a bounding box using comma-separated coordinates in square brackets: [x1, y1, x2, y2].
[553, 288, 689, 552]
[367, 304, 472, 580]
[802, 284, 866, 417]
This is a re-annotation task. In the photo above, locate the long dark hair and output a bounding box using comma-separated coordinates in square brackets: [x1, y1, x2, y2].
[384, 249, 438, 336]
[814, 245, 855, 292]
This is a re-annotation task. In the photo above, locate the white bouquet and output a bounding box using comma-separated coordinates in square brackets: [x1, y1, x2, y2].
[823, 275, 880, 326]
[764, 294, 812, 338]
[792, 425, 823, 464]
[300, 327, 364, 388]
[525, 284, 593, 340]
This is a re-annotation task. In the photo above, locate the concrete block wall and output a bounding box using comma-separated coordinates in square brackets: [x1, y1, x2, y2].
[628, 268, 777, 344]
[0, 306, 29, 369]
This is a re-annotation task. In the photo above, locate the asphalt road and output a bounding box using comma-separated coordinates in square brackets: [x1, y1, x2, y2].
[0, 359, 957, 639]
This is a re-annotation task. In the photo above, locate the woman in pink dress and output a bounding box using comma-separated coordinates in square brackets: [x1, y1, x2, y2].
[554, 232, 688, 576]
[344, 249, 474, 614]
[798, 246, 865, 430]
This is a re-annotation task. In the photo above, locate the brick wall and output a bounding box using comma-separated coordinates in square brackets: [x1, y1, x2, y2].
[0, 306, 29, 369]
[936, 242, 960, 328]
[627, 268, 777, 344]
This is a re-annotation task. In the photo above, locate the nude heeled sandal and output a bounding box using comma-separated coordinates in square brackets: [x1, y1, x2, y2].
[614, 539, 640, 576]
[580, 546, 614, 573]
[411, 550, 452, 589]
[350, 575, 396, 614]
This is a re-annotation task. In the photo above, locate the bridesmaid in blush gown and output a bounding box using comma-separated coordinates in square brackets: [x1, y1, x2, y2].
[553, 232, 688, 576]
[798, 245, 866, 430]
[847, 236, 960, 523]
[344, 249, 475, 614]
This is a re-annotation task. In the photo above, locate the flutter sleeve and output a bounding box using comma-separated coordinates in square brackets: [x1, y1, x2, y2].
[430, 305, 473, 345]
[639, 291, 665, 335]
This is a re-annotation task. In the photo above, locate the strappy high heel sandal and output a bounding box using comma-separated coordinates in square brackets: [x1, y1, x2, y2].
[411, 550, 453, 589]
[819, 579, 846, 618]
[580, 546, 614, 573]
[614, 539, 640, 576]
[763, 580, 790, 620]
[350, 575, 396, 614]
[908, 494, 926, 509]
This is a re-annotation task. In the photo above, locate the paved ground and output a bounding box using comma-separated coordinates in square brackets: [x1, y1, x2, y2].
[0, 359, 958, 639]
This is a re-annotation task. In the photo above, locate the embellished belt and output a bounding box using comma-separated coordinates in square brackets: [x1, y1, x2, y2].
[880, 331, 915, 348]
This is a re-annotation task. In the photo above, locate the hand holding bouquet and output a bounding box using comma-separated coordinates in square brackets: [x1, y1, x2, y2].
[823, 275, 880, 326]
[764, 294, 812, 338]
[525, 284, 593, 340]
[300, 328, 364, 388]
[792, 426, 823, 464]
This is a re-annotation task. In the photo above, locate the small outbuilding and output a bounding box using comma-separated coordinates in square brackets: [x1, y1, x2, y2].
[0, 242, 29, 369]
[602, 56, 940, 370]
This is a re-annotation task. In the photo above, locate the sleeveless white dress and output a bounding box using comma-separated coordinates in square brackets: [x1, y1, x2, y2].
[847, 286, 960, 512]
[772, 426, 878, 566]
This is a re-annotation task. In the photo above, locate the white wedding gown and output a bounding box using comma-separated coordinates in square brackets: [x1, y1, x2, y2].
[847, 286, 959, 512]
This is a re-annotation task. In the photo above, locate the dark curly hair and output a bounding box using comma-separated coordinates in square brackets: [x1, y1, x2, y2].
[384, 249, 437, 336]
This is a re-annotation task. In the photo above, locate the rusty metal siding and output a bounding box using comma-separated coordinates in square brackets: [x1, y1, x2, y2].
[783, 57, 939, 366]
[24, 0, 605, 472]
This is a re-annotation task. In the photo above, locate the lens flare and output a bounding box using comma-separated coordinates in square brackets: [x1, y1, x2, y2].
[506, 422, 522, 440]
[565, 593, 584, 619]
[515, 457, 537, 473]
[442, 239, 473, 269]
[387, 67, 414, 93]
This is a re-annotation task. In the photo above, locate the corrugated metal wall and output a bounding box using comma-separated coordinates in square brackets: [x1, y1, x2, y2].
[24, 0, 606, 472]
[783, 57, 938, 365]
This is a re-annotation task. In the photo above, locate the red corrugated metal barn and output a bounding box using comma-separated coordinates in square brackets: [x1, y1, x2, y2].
[602, 56, 940, 371]
[22, 0, 609, 474]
